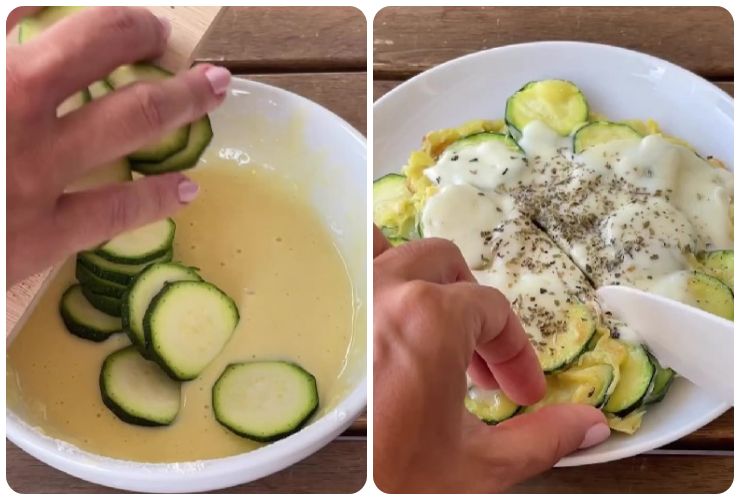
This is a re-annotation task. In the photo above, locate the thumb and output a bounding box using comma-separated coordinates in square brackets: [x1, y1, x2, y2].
[54, 173, 198, 254]
[479, 404, 609, 490]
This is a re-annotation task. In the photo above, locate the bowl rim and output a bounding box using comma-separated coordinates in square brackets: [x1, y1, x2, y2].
[6, 76, 368, 493]
[372, 40, 732, 467]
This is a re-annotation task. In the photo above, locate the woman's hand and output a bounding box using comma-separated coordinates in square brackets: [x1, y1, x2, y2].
[7, 7, 231, 286]
[373, 226, 610, 493]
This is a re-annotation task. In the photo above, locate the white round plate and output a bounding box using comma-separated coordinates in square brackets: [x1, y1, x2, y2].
[373, 41, 732, 466]
[7, 77, 367, 492]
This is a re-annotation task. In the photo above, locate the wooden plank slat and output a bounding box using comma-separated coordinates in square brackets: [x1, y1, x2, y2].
[6, 439, 366, 493]
[374, 7, 733, 80]
[242, 73, 366, 134]
[510, 454, 733, 493]
[375, 79, 734, 101]
[194, 7, 367, 73]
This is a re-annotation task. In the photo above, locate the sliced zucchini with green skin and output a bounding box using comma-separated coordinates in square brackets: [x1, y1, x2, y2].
[505, 79, 589, 136]
[387, 236, 408, 247]
[145, 281, 239, 380]
[76, 264, 128, 298]
[573, 121, 642, 153]
[604, 344, 655, 416]
[687, 271, 733, 320]
[451, 132, 524, 154]
[697, 250, 733, 291]
[77, 249, 173, 286]
[123, 263, 202, 356]
[65, 157, 132, 193]
[57, 90, 91, 117]
[95, 218, 175, 265]
[373, 173, 416, 240]
[213, 361, 319, 442]
[88, 80, 114, 100]
[81, 286, 123, 317]
[131, 116, 214, 174]
[59, 285, 121, 341]
[526, 364, 614, 413]
[465, 387, 520, 424]
[18, 6, 84, 43]
[106, 64, 190, 163]
[536, 304, 597, 373]
[100, 346, 181, 426]
[643, 353, 675, 405]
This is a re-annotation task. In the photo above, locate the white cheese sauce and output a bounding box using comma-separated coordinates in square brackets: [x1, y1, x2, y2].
[420, 120, 733, 340]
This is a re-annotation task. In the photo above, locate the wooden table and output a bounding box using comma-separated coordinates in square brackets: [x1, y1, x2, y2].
[7, 6, 366, 494]
[375, 6, 733, 494]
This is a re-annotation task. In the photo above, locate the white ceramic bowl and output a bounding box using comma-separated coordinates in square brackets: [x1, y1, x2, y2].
[374, 41, 733, 466]
[7, 77, 367, 492]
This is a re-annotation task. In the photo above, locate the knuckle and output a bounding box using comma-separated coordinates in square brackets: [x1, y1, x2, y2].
[103, 7, 141, 36]
[107, 191, 138, 232]
[132, 83, 166, 131]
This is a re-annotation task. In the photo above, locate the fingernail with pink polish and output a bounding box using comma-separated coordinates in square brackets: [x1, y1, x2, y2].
[158, 16, 172, 39]
[178, 179, 199, 203]
[205, 66, 231, 96]
[579, 423, 610, 449]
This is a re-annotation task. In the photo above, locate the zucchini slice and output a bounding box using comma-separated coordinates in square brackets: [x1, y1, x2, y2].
[77, 249, 173, 286]
[526, 363, 614, 413]
[373, 173, 417, 240]
[603, 344, 655, 415]
[59, 285, 121, 341]
[123, 262, 202, 356]
[451, 132, 523, 154]
[131, 116, 214, 174]
[76, 263, 128, 299]
[505, 79, 589, 136]
[95, 218, 175, 265]
[81, 286, 123, 317]
[212, 361, 319, 442]
[100, 346, 181, 426]
[697, 250, 733, 291]
[573, 121, 641, 153]
[687, 271, 734, 320]
[88, 80, 114, 100]
[18, 6, 84, 43]
[106, 64, 190, 163]
[536, 304, 597, 373]
[387, 236, 408, 247]
[465, 387, 520, 424]
[145, 281, 239, 380]
[642, 353, 675, 405]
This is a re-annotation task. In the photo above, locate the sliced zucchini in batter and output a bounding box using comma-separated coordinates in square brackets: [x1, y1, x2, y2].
[59, 284, 121, 341]
[145, 281, 239, 380]
[464, 387, 520, 424]
[697, 250, 733, 291]
[505, 79, 589, 136]
[450, 132, 524, 154]
[573, 121, 642, 153]
[95, 218, 175, 265]
[123, 262, 202, 356]
[100, 346, 181, 426]
[536, 304, 597, 373]
[106, 64, 190, 163]
[77, 249, 173, 286]
[642, 353, 675, 405]
[526, 363, 614, 413]
[373, 173, 417, 240]
[76, 263, 128, 299]
[81, 286, 123, 317]
[131, 116, 214, 174]
[687, 271, 733, 320]
[212, 361, 319, 442]
[603, 344, 655, 416]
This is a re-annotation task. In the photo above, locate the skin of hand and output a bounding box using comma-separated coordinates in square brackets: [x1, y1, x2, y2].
[373, 226, 611, 493]
[6, 7, 232, 286]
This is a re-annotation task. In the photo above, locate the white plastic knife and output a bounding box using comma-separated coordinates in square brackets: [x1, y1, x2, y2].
[596, 285, 734, 406]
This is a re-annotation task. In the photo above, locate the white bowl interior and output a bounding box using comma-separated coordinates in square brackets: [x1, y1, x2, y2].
[7, 77, 367, 492]
[373, 41, 732, 466]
